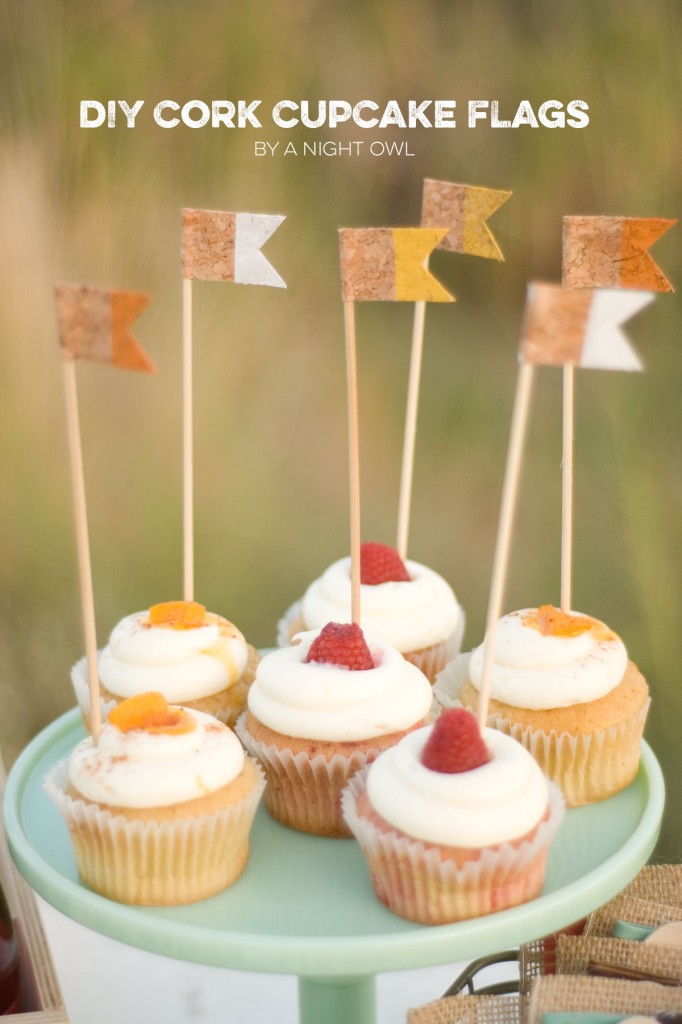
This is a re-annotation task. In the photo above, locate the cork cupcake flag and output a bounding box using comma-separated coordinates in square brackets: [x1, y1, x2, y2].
[395, 181, 512, 560]
[338, 226, 453, 622]
[180, 208, 286, 600]
[557, 214, 677, 611]
[476, 282, 654, 730]
[55, 282, 155, 739]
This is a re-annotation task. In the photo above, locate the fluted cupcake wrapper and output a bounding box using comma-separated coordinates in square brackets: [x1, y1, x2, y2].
[342, 770, 565, 925]
[235, 713, 379, 837]
[45, 759, 265, 906]
[275, 602, 465, 685]
[434, 656, 650, 807]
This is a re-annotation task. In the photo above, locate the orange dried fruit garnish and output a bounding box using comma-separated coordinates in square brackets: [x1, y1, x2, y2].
[148, 600, 206, 629]
[108, 692, 196, 735]
[523, 605, 594, 638]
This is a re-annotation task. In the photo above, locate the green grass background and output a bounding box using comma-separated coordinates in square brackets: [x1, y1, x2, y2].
[1, 1, 680, 859]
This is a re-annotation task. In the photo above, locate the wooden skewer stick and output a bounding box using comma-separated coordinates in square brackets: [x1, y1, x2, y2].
[182, 277, 194, 602]
[477, 361, 535, 730]
[396, 299, 427, 560]
[343, 299, 362, 624]
[62, 359, 102, 740]
[560, 364, 574, 612]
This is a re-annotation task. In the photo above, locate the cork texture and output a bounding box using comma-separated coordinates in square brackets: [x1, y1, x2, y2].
[422, 179, 511, 260]
[520, 284, 593, 365]
[339, 227, 397, 300]
[563, 215, 676, 291]
[182, 207, 236, 282]
[55, 283, 113, 363]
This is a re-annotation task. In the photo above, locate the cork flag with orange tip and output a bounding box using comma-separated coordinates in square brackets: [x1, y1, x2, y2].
[520, 282, 654, 372]
[563, 215, 676, 292]
[338, 227, 454, 302]
[421, 179, 512, 261]
[55, 283, 155, 373]
[181, 208, 286, 288]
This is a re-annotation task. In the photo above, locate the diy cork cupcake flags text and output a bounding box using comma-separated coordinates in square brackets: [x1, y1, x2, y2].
[475, 215, 676, 728]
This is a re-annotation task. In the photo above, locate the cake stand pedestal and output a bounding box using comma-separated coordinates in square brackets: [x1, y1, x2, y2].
[3, 710, 665, 1024]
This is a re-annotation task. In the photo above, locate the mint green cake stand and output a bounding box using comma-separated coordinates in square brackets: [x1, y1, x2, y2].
[4, 709, 664, 1024]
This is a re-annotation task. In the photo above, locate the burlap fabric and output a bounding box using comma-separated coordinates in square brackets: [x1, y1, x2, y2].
[556, 933, 682, 986]
[407, 994, 523, 1024]
[585, 894, 682, 938]
[621, 864, 682, 906]
[527, 975, 682, 1022]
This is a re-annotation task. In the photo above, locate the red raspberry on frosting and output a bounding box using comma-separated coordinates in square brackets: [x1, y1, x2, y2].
[360, 542, 411, 585]
[421, 708, 491, 774]
[305, 622, 374, 671]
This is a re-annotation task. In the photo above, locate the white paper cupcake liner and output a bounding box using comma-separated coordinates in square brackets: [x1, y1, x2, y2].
[45, 758, 265, 905]
[342, 769, 565, 924]
[433, 655, 650, 806]
[235, 713, 381, 837]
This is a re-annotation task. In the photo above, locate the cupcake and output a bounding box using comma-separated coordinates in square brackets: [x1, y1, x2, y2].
[45, 692, 265, 905]
[72, 600, 260, 729]
[434, 605, 650, 806]
[278, 542, 464, 683]
[342, 707, 564, 924]
[236, 621, 434, 837]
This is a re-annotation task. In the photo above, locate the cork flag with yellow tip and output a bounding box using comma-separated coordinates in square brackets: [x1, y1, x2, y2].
[55, 283, 155, 373]
[338, 227, 454, 302]
[520, 282, 654, 372]
[421, 180, 512, 261]
[181, 208, 286, 288]
[563, 215, 676, 292]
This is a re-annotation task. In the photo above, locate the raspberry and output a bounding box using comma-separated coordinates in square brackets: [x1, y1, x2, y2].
[360, 542, 411, 585]
[420, 708, 491, 773]
[305, 621, 374, 671]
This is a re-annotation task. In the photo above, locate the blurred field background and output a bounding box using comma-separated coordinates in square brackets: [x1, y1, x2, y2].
[0, 1, 680, 858]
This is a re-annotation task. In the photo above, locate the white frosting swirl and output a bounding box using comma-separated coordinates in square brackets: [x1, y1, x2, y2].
[366, 725, 549, 846]
[468, 608, 627, 710]
[97, 610, 248, 702]
[68, 707, 245, 809]
[247, 630, 433, 741]
[300, 557, 461, 652]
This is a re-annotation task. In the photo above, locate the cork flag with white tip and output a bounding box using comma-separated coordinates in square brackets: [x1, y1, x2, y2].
[520, 282, 654, 372]
[181, 208, 286, 287]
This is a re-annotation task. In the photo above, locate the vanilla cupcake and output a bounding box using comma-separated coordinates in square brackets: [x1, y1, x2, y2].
[434, 605, 650, 806]
[278, 543, 464, 683]
[45, 692, 265, 905]
[236, 621, 434, 837]
[343, 707, 564, 924]
[72, 600, 260, 729]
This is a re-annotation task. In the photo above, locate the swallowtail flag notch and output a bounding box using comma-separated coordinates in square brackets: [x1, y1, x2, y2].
[181, 208, 286, 288]
[338, 227, 454, 302]
[421, 179, 512, 261]
[520, 282, 654, 372]
[55, 283, 155, 373]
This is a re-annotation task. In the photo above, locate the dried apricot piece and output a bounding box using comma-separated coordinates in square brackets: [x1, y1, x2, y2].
[148, 600, 206, 629]
[523, 605, 593, 638]
[108, 692, 196, 734]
